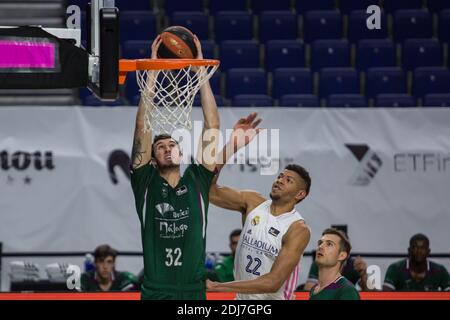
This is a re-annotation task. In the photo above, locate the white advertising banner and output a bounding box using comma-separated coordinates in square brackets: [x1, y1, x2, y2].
[0, 107, 449, 254]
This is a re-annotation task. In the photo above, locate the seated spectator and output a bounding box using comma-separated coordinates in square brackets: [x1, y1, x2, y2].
[383, 234, 450, 291]
[211, 229, 241, 282]
[81, 244, 139, 292]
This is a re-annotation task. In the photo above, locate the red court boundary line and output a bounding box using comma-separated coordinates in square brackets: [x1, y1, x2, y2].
[0, 292, 449, 300]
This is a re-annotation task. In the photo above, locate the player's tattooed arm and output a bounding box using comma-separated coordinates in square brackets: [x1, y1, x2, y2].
[131, 137, 148, 169]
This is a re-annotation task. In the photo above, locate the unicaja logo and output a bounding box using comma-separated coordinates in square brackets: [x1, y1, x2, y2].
[346, 144, 383, 186]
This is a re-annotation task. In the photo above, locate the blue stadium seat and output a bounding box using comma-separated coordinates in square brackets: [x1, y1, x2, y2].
[439, 10, 450, 43]
[214, 11, 253, 42]
[413, 67, 450, 98]
[295, 0, 335, 14]
[383, 0, 423, 13]
[121, 12, 157, 42]
[165, 0, 204, 14]
[209, 0, 248, 14]
[356, 39, 396, 71]
[311, 40, 350, 71]
[259, 11, 298, 43]
[232, 94, 274, 106]
[220, 40, 260, 70]
[348, 10, 388, 43]
[394, 10, 432, 42]
[402, 39, 443, 71]
[125, 71, 139, 102]
[272, 68, 313, 99]
[427, 0, 450, 13]
[423, 94, 450, 107]
[193, 94, 227, 107]
[339, 0, 380, 14]
[250, 0, 292, 14]
[366, 67, 406, 98]
[170, 12, 209, 40]
[200, 40, 215, 59]
[265, 40, 305, 71]
[123, 40, 151, 59]
[115, 0, 153, 11]
[375, 94, 416, 107]
[227, 68, 267, 98]
[279, 94, 320, 107]
[319, 68, 359, 98]
[303, 11, 342, 43]
[327, 94, 367, 108]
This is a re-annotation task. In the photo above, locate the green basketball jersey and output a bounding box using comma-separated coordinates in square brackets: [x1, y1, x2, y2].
[307, 258, 360, 285]
[384, 259, 450, 291]
[309, 276, 361, 300]
[131, 163, 215, 298]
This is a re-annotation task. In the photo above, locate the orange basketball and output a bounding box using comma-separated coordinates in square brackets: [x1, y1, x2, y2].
[157, 26, 198, 59]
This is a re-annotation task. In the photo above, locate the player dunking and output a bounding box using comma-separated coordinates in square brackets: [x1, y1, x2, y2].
[206, 123, 312, 299]
[130, 35, 220, 300]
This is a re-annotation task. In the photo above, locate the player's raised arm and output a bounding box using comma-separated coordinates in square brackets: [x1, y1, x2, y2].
[209, 113, 264, 215]
[207, 222, 311, 294]
[193, 35, 221, 172]
[131, 36, 161, 169]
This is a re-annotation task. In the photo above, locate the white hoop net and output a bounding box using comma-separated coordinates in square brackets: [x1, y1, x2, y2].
[136, 63, 219, 135]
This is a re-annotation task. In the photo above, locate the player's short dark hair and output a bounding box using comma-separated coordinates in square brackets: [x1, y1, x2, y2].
[409, 233, 430, 248]
[285, 164, 311, 202]
[151, 134, 179, 158]
[322, 228, 352, 258]
[94, 244, 118, 262]
[229, 229, 242, 240]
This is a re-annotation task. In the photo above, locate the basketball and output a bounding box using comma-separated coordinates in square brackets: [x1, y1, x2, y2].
[157, 26, 198, 59]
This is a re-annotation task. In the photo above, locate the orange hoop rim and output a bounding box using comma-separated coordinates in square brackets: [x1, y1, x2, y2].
[119, 58, 220, 84]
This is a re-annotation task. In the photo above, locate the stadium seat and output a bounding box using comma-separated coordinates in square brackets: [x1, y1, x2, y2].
[114, 0, 153, 11]
[193, 94, 226, 107]
[226, 68, 267, 98]
[311, 40, 350, 71]
[123, 40, 151, 59]
[165, 0, 203, 14]
[327, 94, 367, 108]
[220, 40, 260, 70]
[427, 0, 450, 13]
[250, 0, 292, 14]
[214, 11, 253, 42]
[170, 12, 209, 40]
[295, 0, 335, 14]
[279, 94, 320, 107]
[125, 71, 139, 102]
[319, 68, 359, 98]
[348, 10, 388, 43]
[423, 94, 450, 107]
[199, 40, 215, 59]
[356, 39, 396, 71]
[121, 12, 157, 42]
[209, 0, 248, 14]
[366, 67, 406, 98]
[232, 94, 274, 106]
[402, 39, 443, 71]
[272, 68, 313, 99]
[265, 40, 305, 71]
[339, 0, 380, 14]
[259, 11, 298, 43]
[383, 0, 423, 13]
[439, 10, 450, 43]
[394, 10, 432, 42]
[303, 11, 342, 43]
[375, 94, 416, 107]
[413, 67, 450, 98]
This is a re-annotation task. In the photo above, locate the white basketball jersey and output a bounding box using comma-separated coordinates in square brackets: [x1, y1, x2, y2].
[234, 200, 304, 300]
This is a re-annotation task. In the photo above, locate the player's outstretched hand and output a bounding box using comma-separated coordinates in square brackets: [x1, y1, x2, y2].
[206, 279, 220, 291]
[151, 35, 162, 59]
[231, 112, 263, 151]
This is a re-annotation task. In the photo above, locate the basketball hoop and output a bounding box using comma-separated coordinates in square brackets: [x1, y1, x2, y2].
[119, 58, 220, 134]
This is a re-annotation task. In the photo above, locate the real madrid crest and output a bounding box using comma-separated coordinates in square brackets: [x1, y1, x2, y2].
[251, 215, 260, 226]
